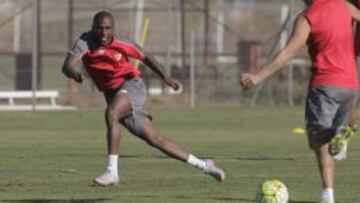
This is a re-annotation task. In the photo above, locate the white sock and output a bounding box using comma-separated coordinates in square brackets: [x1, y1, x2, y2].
[321, 188, 334, 201]
[186, 154, 207, 170]
[106, 154, 118, 176]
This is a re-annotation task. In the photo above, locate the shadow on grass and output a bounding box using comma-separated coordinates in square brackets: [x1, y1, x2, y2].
[118, 154, 296, 161]
[1, 198, 111, 203]
[210, 196, 253, 202]
[138, 194, 253, 202]
[210, 197, 317, 203]
[138, 194, 318, 203]
[234, 156, 295, 161]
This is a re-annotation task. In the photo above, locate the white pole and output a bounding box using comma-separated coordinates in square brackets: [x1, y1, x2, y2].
[190, 31, 195, 108]
[176, 6, 182, 67]
[134, 0, 144, 43]
[13, 9, 21, 53]
[280, 5, 289, 49]
[280, 5, 294, 106]
[288, 63, 294, 106]
[165, 0, 173, 79]
[32, 0, 39, 111]
[216, 11, 224, 57]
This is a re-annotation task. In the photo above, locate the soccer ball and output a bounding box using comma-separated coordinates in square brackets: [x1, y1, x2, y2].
[256, 179, 289, 203]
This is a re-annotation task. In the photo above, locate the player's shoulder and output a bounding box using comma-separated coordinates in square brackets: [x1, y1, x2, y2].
[75, 31, 99, 51]
[114, 33, 132, 42]
[114, 34, 140, 47]
[113, 33, 145, 57]
[78, 31, 93, 42]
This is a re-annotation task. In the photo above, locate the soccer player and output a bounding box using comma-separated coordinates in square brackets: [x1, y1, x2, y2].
[240, 0, 360, 202]
[61, 11, 225, 186]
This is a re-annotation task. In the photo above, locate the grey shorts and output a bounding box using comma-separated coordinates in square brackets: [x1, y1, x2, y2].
[106, 77, 151, 137]
[305, 86, 355, 131]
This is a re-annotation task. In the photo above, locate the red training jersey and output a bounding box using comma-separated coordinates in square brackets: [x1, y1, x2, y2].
[301, 0, 358, 90]
[70, 32, 145, 91]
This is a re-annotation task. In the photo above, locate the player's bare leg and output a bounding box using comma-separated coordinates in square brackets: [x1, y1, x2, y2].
[140, 117, 225, 182]
[93, 94, 132, 186]
[308, 125, 335, 202]
[315, 143, 335, 201]
[347, 95, 359, 128]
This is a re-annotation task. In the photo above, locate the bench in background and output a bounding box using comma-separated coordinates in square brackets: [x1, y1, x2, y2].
[0, 90, 76, 111]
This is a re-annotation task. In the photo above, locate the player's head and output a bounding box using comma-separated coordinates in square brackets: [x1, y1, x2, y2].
[91, 11, 115, 45]
[303, 0, 313, 6]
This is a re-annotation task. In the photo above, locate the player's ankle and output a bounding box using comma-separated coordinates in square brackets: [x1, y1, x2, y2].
[106, 154, 118, 175]
[105, 168, 118, 177]
[186, 154, 207, 170]
[320, 188, 334, 202]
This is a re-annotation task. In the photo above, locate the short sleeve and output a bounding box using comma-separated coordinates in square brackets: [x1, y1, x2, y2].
[128, 42, 145, 60]
[69, 38, 89, 59]
[300, 9, 312, 28]
[117, 35, 146, 60]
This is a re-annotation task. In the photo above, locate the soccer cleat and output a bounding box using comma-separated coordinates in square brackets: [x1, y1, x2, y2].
[329, 126, 356, 161]
[93, 172, 119, 186]
[203, 160, 225, 182]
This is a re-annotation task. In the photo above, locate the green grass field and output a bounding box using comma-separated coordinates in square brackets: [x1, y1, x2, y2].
[0, 107, 359, 203]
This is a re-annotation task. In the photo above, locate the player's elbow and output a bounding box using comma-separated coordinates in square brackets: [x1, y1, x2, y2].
[143, 55, 153, 64]
[142, 56, 157, 69]
[61, 64, 68, 76]
[61, 62, 72, 78]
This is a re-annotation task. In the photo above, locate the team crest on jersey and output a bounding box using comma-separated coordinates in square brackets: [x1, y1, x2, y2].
[97, 48, 105, 55]
[114, 53, 123, 61]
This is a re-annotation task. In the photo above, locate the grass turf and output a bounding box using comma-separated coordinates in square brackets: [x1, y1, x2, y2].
[0, 107, 359, 203]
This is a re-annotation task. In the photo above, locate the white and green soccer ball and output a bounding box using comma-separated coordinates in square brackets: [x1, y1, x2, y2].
[256, 179, 289, 203]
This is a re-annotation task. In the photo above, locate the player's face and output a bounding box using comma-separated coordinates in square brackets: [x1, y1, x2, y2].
[92, 17, 114, 45]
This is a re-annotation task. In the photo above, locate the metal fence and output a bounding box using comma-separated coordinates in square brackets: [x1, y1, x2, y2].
[0, 0, 309, 108]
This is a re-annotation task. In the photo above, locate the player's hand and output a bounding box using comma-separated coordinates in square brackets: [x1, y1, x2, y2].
[73, 72, 83, 83]
[164, 76, 180, 90]
[239, 73, 260, 90]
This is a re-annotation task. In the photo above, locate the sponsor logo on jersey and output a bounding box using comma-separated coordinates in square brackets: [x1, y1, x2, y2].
[114, 53, 123, 61]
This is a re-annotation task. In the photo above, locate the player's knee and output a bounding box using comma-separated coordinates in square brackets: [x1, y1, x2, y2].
[306, 124, 336, 150]
[106, 106, 123, 123]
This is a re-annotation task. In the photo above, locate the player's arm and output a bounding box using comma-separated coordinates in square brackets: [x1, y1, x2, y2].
[61, 53, 83, 83]
[120, 35, 180, 90]
[142, 54, 180, 90]
[345, 1, 360, 21]
[240, 15, 310, 89]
